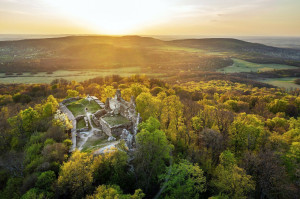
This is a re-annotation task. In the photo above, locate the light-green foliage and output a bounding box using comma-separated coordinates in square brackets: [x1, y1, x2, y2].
[86, 185, 145, 199]
[134, 117, 172, 193]
[136, 92, 161, 120]
[211, 151, 255, 199]
[160, 159, 206, 199]
[229, 113, 265, 154]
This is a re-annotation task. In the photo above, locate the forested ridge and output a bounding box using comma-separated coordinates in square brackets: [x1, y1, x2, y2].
[0, 75, 299, 199]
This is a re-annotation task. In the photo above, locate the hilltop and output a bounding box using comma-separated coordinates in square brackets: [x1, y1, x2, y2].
[1, 36, 300, 73]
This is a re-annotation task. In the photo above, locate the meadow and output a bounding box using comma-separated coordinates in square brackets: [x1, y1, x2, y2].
[0, 68, 165, 84]
[259, 77, 300, 89]
[217, 58, 298, 73]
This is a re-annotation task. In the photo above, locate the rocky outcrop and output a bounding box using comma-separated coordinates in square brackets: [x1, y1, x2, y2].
[108, 136, 116, 142]
[120, 129, 134, 149]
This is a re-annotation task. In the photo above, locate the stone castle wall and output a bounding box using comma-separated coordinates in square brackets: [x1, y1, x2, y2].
[100, 90, 138, 137]
[99, 117, 132, 137]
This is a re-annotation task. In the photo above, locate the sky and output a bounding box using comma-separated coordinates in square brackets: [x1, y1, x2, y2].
[0, 0, 300, 36]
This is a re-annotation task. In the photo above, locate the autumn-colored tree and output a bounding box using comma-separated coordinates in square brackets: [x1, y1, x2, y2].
[67, 89, 79, 98]
[136, 92, 161, 120]
[86, 185, 145, 199]
[100, 85, 116, 102]
[57, 150, 93, 199]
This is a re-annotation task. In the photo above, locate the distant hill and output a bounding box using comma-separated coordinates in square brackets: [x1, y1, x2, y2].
[168, 38, 300, 61]
[0, 36, 300, 73]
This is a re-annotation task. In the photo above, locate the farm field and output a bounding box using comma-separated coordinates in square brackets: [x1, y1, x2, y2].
[259, 77, 300, 89]
[0, 68, 165, 84]
[217, 58, 298, 73]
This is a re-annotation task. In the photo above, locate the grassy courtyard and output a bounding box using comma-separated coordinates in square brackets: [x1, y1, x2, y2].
[103, 115, 130, 126]
[76, 118, 87, 129]
[66, 98, 101, 116]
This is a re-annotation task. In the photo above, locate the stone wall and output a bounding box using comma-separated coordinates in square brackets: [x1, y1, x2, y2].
[61, 96, 81, 104]
[106, 90, 138, 123]
[99, 117, 132, 137]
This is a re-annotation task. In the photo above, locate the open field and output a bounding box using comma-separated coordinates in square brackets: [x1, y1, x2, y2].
[0, 68, 165, 84]
[217, 59, 298, 73]
[67, 99, 101, 116]
[258, 77, 300, 89]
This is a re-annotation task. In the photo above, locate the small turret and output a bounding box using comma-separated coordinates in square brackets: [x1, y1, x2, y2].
[115, 89, 121, 101]
[105, 97, 110, 110]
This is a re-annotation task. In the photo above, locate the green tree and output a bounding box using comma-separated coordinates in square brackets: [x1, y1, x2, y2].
[160, 95, 184, 142]
[160, 159, 206, 199]
[21, 188, 45, 199]
[57, 150, 93, 199]
[92, 150, 129, 189]
[36, 171, 56, 191]
[86, 185, 144, 199]
[136, 92, 161, 120]
[211, 150, 255, 199]
[134, 117, 172, 193]
[1, 177, 23, 199]
[229, 113, 265, 155]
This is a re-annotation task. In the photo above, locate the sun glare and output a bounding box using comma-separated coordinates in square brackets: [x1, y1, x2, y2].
[44, 0, 170, 34]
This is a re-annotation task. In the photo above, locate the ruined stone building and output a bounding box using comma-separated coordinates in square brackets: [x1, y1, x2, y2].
[92, 90, 140, 140]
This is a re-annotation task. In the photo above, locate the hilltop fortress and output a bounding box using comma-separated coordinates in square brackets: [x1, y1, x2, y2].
[92, 90, 140, 139]
[60, 89, 140, 151]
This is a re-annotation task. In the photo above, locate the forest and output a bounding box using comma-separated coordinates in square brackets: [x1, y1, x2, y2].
[0, 75, 299, 199]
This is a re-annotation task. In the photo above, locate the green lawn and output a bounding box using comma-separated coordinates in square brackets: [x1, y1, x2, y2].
[76, 118, 86, 129]
[217, 58, 298, 73]
[67, 98, 101, 116]
[103, 115, 130, 126]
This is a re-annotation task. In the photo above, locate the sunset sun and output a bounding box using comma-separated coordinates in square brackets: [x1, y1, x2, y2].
[44, 0, 169, 34]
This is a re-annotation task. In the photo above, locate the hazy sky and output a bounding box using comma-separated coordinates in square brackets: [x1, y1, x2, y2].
[0, 0, 300, 36]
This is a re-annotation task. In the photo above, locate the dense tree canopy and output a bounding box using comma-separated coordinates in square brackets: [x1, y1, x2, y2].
[0, 76, 300, 199]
